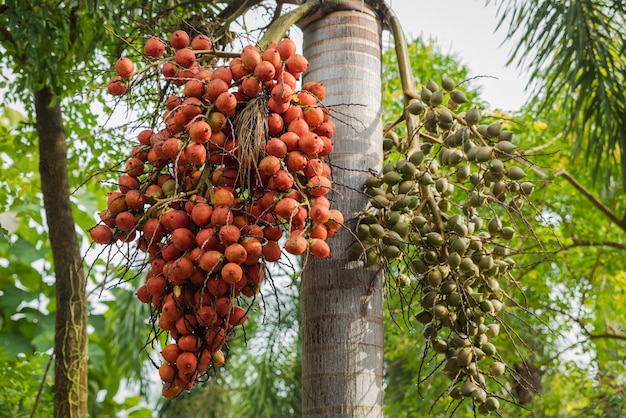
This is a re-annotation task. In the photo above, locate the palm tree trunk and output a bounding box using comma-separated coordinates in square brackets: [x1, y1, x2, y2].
[35, 87, 88, 418]
[300, 5, 384, 417]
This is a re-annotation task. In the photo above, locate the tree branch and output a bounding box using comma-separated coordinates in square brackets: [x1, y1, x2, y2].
[555, 169, 626, 233]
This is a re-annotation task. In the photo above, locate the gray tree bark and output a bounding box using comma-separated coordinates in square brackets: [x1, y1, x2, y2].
[300, 4, 384, 417]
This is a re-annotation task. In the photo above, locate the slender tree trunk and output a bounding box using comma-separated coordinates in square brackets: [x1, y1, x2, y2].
[300, 5, 384, 417]
[35, 87, 88, 418]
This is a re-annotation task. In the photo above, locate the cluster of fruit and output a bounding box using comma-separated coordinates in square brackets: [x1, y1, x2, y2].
[357, 78, 533, 414]
[91, 30, 342, 398]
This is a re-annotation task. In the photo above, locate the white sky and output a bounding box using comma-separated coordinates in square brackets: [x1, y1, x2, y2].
[387, 0, 530, 111]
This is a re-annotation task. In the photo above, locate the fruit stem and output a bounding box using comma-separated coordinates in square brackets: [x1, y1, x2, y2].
[388, 10, 420, 153]
[258, 0, 322, 48]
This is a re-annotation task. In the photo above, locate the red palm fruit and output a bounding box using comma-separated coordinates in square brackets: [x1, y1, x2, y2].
[277, 38, 296, 60]
[224, 243, 247, 264]
[242, 224, 263, 238]
[303, 81, 326, 101]
[150, 257, 166, 276]
[176, 351, 197, 375]
[114, 57, 134, 78]
[137, 129, 154, 144]
[232, 214, 248, 230]
[218, 224, 240, 245]
[131, 145, 148, 162]
[258, 155, 281, 176]
[107, 191, 127, 215]
[284, 232, 308, 255]
[214, 297, 231, 317]
[254, 60, 275, 82]
[285, 151, 308, 172]
[271, 83, 294, 104]
[146, 274, 167, 297]
[161, 62, 178, 79]
[163, 256, 195, 285]
[240, 76, 262, 97]
[170, 30, 190, 49]
[90, 224, 113, 244]
[143, 218, 165, 242]
[286, 53, 308, 74]
[183, 79, 205, 98]
[172, 228, 195, 251]
[221, 262, 243, 284]
[161, 136, 182, 159]
[268, 169, 294, 191]
[326, 209, 344, 230]
[107, 76, 127, 96]
[307, 175, 332, 197]
[208, 130, 227, 150]
[276, 68, 297, 90]
[158, 314, 176, 332]
[115, 211, 135, 231]
[176, 314, 198, 335]
[262, 239, 282, 262]
[162, 383, 183, 399]
[266, 97, 290, 114]
[310, 223, 329, 240]
[283, 105, 303, 124]
[177, 334, 198, 353]
[207, 277, 229, 297]
[241, 45, 262, 72]
[188, 120, 212, 144]
[199, 250, 224, 273]
[184, 142, 207, 165]
[191, 203, 213, 227]
[159, 362, 177, 383]
[211, 66, 233, 84]
[215, 91, 237, 117]
[136, 285, 150, 304]
[274, 197, 299, 220]
[245, 262, 264, 285]
[174, 48, 196, 68]
[204, 78, 228, 102]
[280, 131, 300, 151]
[266, 137, 287, 157]
[125, 157, 144, 177]
[262, 222, 284, 241]
[213, 187, 237, 207]
[288, 117, 310, 137]
[99, 209, 115, 227]
[292, 207, 308, 226]
[207, 111, 227, 133]
[118, 175, 139, 193]
[198, 349, 212, 367]
[259, 190, 277, 209]
[162, 343, 183, 363]
[161, 298, 182, 322]
[145, 37, 165, 57]
[191, 34, 211, 50]
[162, 209, 191, 231]
[309, 238, 331, 258]
[303, 158, 326, 178]
[310, 204, 331, 224]
[267, 113, 284, 135]
[229, 306, 248, 326]
[188, 267, 206, 286]
[261, 47, 281, 67]
[196, 305, 217, 327]
[210, 205, 233, 227]
[241, 237, 263, 265]
[297, 91, 317, 107]
[314, 119, 337, 138]
[117, 230, 136, 243]
[303, 106, 324, 128]
[175, 373, 196, 391]
[196, 227, 220, 250]
[162, 242, 181, 262]
[229, 57, 250, 81]
[298, 131, 324, 155]
[193, 287, 212, 307]
[181, 97, 203, 119]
